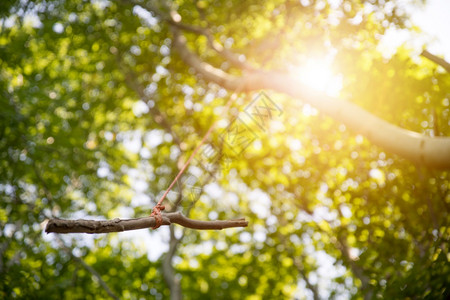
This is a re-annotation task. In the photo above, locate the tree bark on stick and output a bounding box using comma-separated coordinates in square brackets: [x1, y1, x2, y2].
[45, 212, 248, 234]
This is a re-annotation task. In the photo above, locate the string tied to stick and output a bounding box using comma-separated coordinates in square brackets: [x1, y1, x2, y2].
[149, 123, 214, 229]
[150, 83, 245, 229]
[150, 204, 165, 229]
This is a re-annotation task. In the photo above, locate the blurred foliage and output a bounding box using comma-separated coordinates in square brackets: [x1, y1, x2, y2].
[0, 0, 449, 299]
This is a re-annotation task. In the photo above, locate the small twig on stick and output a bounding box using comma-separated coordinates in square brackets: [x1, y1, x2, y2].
[45, 212, 248, 234]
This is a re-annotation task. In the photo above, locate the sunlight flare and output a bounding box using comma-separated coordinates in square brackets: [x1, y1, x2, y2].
[290, 57, 343, 97]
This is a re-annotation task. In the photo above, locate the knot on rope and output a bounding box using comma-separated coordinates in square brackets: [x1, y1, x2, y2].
[150, 204, 165, 229]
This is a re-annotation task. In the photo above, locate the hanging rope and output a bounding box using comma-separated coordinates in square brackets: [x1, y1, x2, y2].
[151, 85, 244, 229]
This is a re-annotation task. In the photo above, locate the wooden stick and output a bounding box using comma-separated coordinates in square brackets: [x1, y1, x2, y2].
[45, 212, 248, 234]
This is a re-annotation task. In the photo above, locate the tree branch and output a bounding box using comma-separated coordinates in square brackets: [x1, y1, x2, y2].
[421, 50, 450, 73]
[121, 0, 207, 35]
[162, 226, 183, 300]
[45, 212, 248, 234]
[115, 55, 183, 146]
[72, 253, 121, 300]
[336, 235, 373, 300]
[293, 256, 321, 300]
[192, 3, 252, 70]
[171, 27, 450, 169]
[122, 0, 253, 70]
[203, 29, 254, 71]
[56, 236, 120, 300]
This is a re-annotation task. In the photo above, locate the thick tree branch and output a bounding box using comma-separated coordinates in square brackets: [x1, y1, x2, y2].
[171, 27, 450, 169]
[421, 50, 450, 73]
[172, 28, 242, 90]
[45, 212, 248, 234]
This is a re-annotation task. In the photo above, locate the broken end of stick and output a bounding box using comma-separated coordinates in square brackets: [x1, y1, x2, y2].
[226, 218, 248, 228]
[234, 218, 248, 227]
[44, 219, 55, 234]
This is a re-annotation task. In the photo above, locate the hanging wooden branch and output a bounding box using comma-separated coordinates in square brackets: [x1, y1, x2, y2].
[45, 212, 248, 234]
